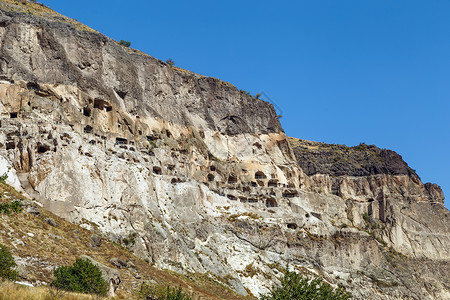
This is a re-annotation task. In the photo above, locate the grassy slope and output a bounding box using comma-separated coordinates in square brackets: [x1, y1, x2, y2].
[0, 180, 251, 300]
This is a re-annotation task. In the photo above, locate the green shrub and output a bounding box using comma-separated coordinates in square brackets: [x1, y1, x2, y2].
[0, 172, 7, 183]
[362, 213, 370, 222]
[0, 200, 23, 215]
[119, 40, 131, 47]
[52, 258, 108, 296]
[260, 270, 351, 300]
[166, 59, 175, 66]
[139, 282, 196, 300]
[0, 244, 18, 281]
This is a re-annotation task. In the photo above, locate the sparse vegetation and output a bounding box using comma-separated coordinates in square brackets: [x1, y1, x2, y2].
[0, 172, 7, 183]
[52, 258, 108, 297]
[0, 0, 97, 32]
[166, 59, 175, 66]
[0, 281, 98, 299]
[0, 199, 23, 215]
[362, 213, 369, 223]
[119, 40, 131, 47]
[122, 232, 138, 247]
[228, 212, 261, 222]
[260, 270, 351, 300]
[239, 90, 251, 96]
[0, 244, 18, 281]
[147, 140, 158, 154]
[289, 137, 417, 178]
[138, 282, 196, 300]
[242, 263, 258, 278]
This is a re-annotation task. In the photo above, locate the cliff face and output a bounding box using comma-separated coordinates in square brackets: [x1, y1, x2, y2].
[290, 138, 449, 259]
[0, 1, 449, 299]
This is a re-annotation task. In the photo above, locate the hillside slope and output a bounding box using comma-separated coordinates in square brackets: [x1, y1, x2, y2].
[0, 1, 448, 299]
[0, 177, 250, 299]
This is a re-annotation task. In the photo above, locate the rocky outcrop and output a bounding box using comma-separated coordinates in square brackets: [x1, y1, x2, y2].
[0, 1, 448, 299]
[289, 138, 418, 178]
[291, 137, 449, 261]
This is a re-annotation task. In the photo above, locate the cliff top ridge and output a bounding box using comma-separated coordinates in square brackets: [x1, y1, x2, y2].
[289, 137, 419, 178]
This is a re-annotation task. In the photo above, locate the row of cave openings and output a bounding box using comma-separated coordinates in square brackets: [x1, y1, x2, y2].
[83, 98, 177, 139]
[7, 94, 113, 122]
[207, 167, 298, 199]
[149, 163, 282, 208]
[82, 102, 176, 147]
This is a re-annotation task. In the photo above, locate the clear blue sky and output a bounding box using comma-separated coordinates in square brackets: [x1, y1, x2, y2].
[40, 0, 449, 208]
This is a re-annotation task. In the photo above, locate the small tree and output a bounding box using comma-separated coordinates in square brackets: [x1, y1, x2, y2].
[0, 172, 8, 183]
[0, 244, 18, 281]
[119, 40, 131, 47]
[52, 258, 108, 296]
[166, 59, 175, 66]
[260, 270, 351, 300]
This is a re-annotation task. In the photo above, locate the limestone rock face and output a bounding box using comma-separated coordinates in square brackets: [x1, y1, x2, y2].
[0, 2, 449, 299]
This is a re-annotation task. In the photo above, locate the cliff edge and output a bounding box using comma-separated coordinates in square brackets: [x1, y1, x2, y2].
[0, 1, 448, 299]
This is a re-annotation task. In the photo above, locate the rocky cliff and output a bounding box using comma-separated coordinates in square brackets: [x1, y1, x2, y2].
[0, 1, 449, 299]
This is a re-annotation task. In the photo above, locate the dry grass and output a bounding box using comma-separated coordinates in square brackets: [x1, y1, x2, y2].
[0, 0, 97, 32]
[0, 180, 251, 299]
[0, 281, 97, 300]
[0, 0, 54, 14]
[287, 137, 320, 150]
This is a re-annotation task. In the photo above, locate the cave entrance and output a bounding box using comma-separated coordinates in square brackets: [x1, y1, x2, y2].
[287, 223, 298, 230]
[228, 175, 237, 184]
[153, 166, 162, 175]
[255, 171, 266, 180]
[37, 143, 50, 153]
[83, 107, 91, 117]
[115, 137, 128, 145]
[268, 180, 278, 187]
[94, 99, 112, 111]
[84, 125, 93, 134]
[227, 195, 237, 201]
[266, 198, 277, 208]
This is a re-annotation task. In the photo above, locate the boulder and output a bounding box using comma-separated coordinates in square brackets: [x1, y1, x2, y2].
[90, 234, 102, 247]
[44, 217, 57, 227]
[109, 257, 127, 269]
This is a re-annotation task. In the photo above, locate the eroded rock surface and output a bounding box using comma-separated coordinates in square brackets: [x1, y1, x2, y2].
[0, 1, 448, 299]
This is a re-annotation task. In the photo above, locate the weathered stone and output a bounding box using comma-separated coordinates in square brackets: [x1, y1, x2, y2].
[127, 261, 136, 269]
[289, 138, 418, 178]
[25, 205, 40, 216]
[90, 234, 102, 247]
[0, 2, 447, 299]
[109, 258, 127, 269]
[44, 218, 57, 227]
